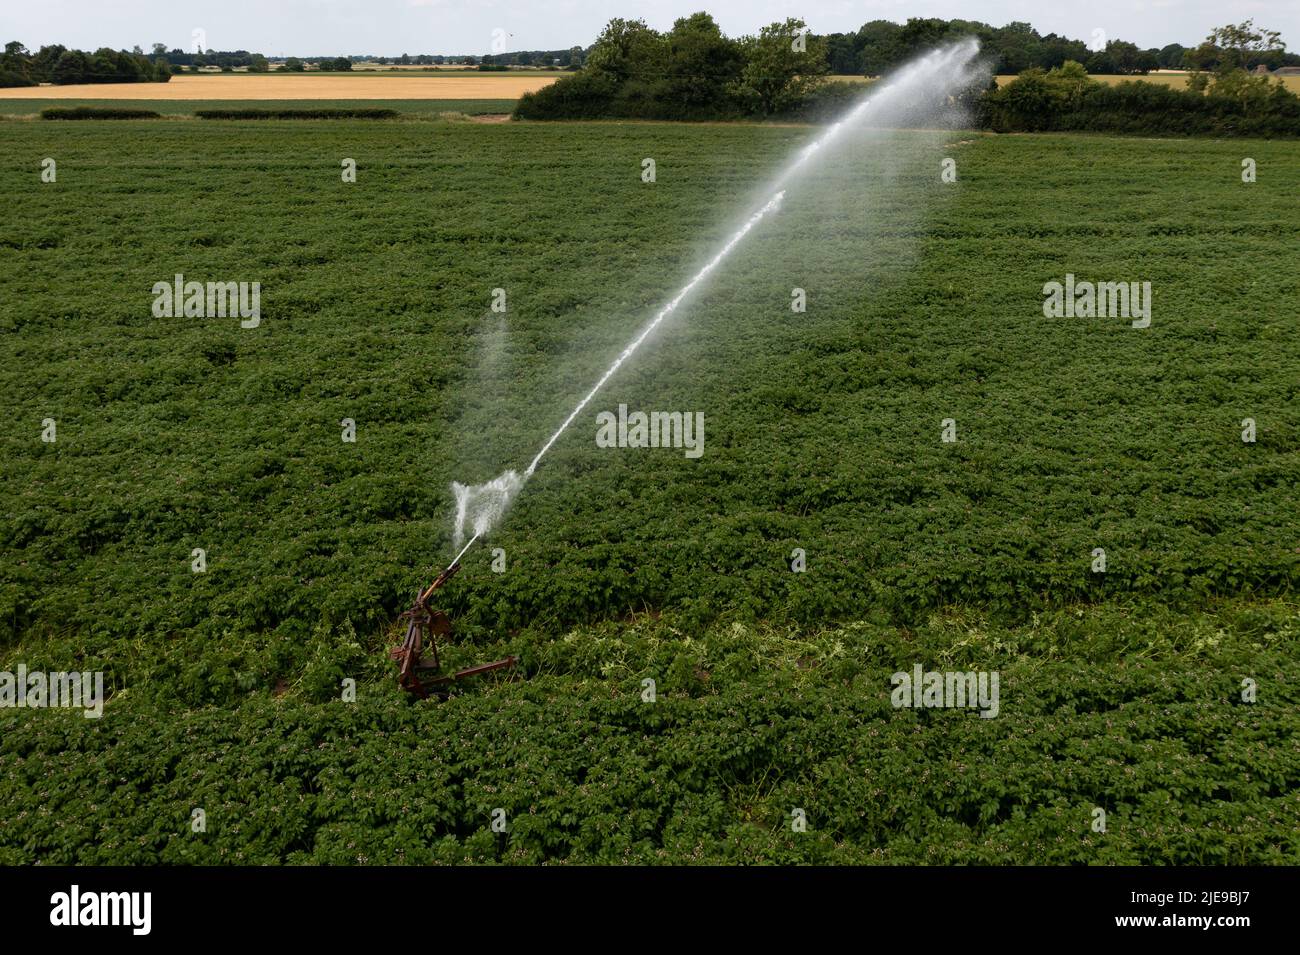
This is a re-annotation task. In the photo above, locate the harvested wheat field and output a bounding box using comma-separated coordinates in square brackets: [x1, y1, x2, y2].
[994, 71, 1300, 91]
[0, 74, 557, 99]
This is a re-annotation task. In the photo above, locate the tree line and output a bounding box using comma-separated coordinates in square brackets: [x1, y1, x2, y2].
[516, 14, 832, 120]
[371, 49, 587, 68]
[983, 59, 1300, 136]
[6, 14, 1297, 93]
[1, 42, 171, 85]
[827, 17, 1298, 77]
[0, 42, 579, 82]
[515, 14, 1300, 135]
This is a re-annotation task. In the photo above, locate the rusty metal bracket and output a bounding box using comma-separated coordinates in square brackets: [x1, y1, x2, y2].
[389, 559, 517, 698]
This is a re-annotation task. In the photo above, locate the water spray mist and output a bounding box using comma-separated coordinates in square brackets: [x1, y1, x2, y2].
[448, 39, 986, 564]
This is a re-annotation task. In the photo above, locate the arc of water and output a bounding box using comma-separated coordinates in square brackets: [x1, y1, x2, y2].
[522, 40, 980, 481]
[451, 39, 984, 555]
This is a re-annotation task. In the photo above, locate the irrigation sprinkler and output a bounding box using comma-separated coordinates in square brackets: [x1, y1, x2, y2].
[389, 532, 517, 697]
[390, 39, 986, 698]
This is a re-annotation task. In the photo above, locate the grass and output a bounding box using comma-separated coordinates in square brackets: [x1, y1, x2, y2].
[1, 119, 1297, 863]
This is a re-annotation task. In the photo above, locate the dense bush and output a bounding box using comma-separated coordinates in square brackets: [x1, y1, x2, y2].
[514, 70, 620, 120]
[781, 80, 866, 122]
[982, 64, 1300, 136]
[0, 69, 35, 88]
[515, 14, 826, 122]
[194, 108, 401, 119]
[520, 32, 1300, 136]
[40, 106, 163, 119]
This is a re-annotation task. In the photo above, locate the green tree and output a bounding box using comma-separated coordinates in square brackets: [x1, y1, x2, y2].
[1208, 20, 1285, 70]
[0, 41, 35, 87]
[1044, 60, 1095, 106]
[732, 18, 828, 116]
[284, 57, 304, 72]
[1157, 43, 1186, 68]
[248, 54, 269, 72]
[31, 44, 66, 81]
[1209, 67, 1275, 107]
[585, 18, 666, 83]
[52, 49, 89, 84]
[824, 32, 859, 75]
[1186, 20, 1286, 77]
[1084, 49, 1116, 74]
[1106, 39, 1142, 74]
[857, 20, 903, 75]
[988, 21, 1040, 74]
[1038, 33, 1090, 70]
[663, 12, 744, 111]
[897, 17, 962, 58]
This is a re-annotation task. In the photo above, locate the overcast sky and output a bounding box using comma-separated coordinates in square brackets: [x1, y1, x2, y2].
[3, 1, 1296, 57]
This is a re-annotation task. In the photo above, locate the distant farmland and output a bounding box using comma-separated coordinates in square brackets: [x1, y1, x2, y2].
[830, 72, 1300, 93]
[996, 71, 1300, 91]
[10, 72, 1295, 112]
[0, 73, 557, 100]
[0, 98, 519, 117]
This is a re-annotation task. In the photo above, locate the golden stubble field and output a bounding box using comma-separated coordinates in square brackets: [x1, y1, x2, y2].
[994, 71, 1300, 90]
[0, 74, 558, 99]
[830, 72, 1300, 92]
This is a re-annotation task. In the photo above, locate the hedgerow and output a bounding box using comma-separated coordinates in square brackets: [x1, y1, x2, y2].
[194, 108, 402, 120]
[40, 106, 163, 120]
[981, 64, 1300, 136]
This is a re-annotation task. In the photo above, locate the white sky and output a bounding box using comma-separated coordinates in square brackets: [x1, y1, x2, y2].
[2, 0, 1295, 57]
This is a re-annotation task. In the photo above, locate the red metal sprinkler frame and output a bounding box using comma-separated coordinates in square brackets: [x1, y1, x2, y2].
[390, 555, 516, 698]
